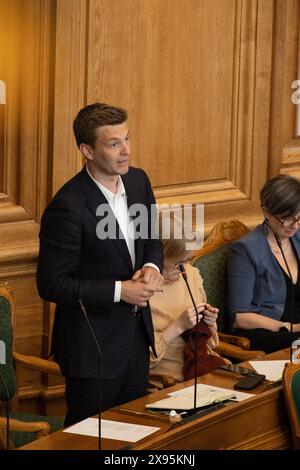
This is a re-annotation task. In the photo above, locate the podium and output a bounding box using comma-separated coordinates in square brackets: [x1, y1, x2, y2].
[21, 349, 291, 450]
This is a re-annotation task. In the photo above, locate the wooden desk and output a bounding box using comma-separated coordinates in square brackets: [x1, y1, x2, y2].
[21, 350, 292, 450]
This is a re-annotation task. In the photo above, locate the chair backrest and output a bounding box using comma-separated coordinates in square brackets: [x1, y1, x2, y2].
[192, 220, 249, 332]
[283, 362, 300, 449]
[0, 284, 17, 403]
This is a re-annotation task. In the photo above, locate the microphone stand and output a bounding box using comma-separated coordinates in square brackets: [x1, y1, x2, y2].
[178, 264, 200, 410]
[0, 371, 10, 450]
[273, 233, 294, 362]
[79, 300, 102, 450]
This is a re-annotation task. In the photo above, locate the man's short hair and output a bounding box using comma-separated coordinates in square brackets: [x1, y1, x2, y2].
[73, 103, 127, 148]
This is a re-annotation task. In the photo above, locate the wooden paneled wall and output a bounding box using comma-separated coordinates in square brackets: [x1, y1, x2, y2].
[0, 0, 299, 413]
[0, 0, 60, 413]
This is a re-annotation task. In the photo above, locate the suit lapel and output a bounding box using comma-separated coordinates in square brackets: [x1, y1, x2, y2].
[122, 173, 145, 271]
[291, 234, 300, 263]
[78, 167, 133, 270]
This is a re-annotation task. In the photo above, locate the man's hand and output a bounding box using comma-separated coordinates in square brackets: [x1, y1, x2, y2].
[132, 266, 164, 288]
[121, 280, 162, 307]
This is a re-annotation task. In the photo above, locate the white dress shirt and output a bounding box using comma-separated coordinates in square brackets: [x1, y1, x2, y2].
[86, 166, 159, 302]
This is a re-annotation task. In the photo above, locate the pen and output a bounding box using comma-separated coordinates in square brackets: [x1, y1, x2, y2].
[118, 407, 155, 417]
[117, 407, 169, 421]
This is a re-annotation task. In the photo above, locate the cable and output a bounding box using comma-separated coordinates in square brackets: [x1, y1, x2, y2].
[78, 299, 102, 450]
[0, 371, 10, 450]
[273, 233, 294, 362]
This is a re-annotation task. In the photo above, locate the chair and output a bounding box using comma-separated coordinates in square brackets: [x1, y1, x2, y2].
[0, 283, 64, 449]
[192, 219, 266, 361]
[282, 362, 300, 449]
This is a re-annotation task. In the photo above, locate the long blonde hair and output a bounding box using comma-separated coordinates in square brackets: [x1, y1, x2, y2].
[159, 211, 195, 262]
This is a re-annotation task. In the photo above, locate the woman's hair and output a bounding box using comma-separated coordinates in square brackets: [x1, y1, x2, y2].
[260, 174, 300, 217]
[159, 211, 195, 262]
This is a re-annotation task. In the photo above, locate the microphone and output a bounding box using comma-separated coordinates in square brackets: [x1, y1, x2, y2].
[273, 232, 293, 279]
[78, 299, 102, 450]
[178, 264, 201, 410]
[273, 233, 295, 362]
[0, 372, 10, 450]
[178, 264, 201, 325]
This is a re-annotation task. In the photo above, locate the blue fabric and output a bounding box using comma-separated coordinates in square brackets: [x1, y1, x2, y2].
[227, 224, 300, 325]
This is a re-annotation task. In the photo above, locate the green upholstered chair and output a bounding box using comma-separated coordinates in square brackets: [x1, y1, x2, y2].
[0, 283, 64, 449]
[283, 362, 300, 449]
[192, 220, 265, 361]
[193, 242, 231, 333]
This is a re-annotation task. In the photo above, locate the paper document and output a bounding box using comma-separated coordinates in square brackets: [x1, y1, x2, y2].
[146, 383, 236, 411]
[169, 383, 253, 402]
[249, 360, 289, 382]
[63, 417, 160, 442]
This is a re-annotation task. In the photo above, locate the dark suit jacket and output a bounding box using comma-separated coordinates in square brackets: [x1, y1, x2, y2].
[37, 166, 163, 379]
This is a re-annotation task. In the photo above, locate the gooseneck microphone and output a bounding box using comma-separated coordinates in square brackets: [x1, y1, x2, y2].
[273, 233, 293, 279]
[0, 372, 10, 450]
[78, 299, 102, 450]
[178, 264, 200, 410]
[273, 233, 295, 362]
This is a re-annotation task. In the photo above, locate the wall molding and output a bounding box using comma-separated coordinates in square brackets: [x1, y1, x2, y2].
[52, 0, 88, 196]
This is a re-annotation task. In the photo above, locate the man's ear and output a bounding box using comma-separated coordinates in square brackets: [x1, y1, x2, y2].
[79, 143, 93, 161]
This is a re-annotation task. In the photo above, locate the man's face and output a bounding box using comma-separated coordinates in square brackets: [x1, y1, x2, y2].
[86, 122, 130, 177]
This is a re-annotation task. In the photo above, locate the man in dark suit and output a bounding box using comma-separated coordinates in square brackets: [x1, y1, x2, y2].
[37, 103, 163, 425]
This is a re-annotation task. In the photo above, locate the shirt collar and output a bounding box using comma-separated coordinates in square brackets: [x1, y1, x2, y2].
[86, 165, 126, 197]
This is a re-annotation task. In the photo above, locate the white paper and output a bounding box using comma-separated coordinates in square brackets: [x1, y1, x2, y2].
[63, 417, 160, 442]
[146, 383, 241, 411]
[168, 383, 252, 402]
[249, 360, 289, 382]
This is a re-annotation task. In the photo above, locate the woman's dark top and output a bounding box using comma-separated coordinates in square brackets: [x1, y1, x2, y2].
[234, 249, 300, 353]
[280, 255, 300, 323]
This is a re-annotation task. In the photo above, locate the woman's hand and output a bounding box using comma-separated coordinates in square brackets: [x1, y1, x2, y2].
[202, 304, 219, 326]
[160, 303, 209, 346]
[175, 304, 206, 332]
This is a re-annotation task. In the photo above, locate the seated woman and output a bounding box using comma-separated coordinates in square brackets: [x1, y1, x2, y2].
[149, 215, 227, 386]
[227, 174, 300, 353]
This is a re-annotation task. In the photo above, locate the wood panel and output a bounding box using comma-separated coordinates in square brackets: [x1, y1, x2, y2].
[20, 350, 292, 450]
[88, 0, 235, 185]
[85, 0, 272, 229]
[0, 0, 59, 413]
[0, 0, 54, 221]
[269, 0, 300, 178]
[52, 0, 300, 222]
[52, 0, 87, 195]
[134, 388, 291, 450]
